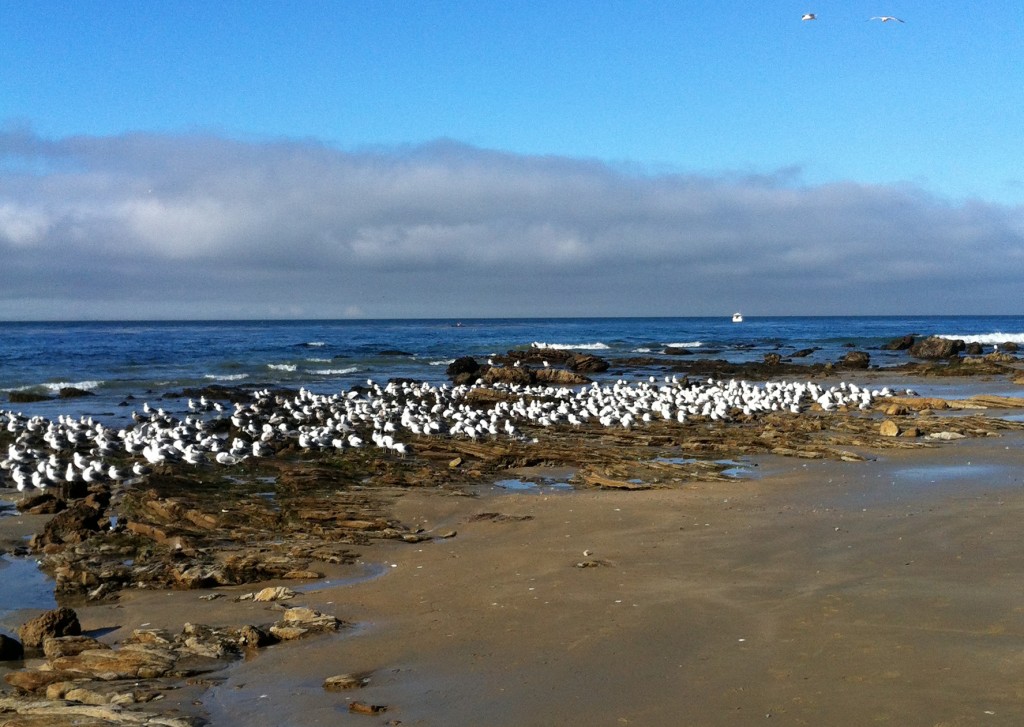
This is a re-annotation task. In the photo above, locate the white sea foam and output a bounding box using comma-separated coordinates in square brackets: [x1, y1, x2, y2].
[633, 348, 652, 353]
[531, 341, 610, 351]
[305, 357, 332, 363]
[305, 341, 327, 347]
[665, 341, 703, 348]
[309, 367, 359, 375]
[268, 364, 298, 372]
[937, 333, 1024, 345]
[430, 359, 456, 366]
[204, 373, 249, 381]
[40, 380, 103, 393]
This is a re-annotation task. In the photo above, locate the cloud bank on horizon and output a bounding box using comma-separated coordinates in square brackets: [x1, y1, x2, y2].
[1, 129, 1022, 320]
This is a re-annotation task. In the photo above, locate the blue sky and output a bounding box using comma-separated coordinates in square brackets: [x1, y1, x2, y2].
[1, 1, 1022, 319]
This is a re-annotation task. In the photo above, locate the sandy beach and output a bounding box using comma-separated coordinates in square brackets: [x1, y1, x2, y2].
[4, 429, 1013, 726]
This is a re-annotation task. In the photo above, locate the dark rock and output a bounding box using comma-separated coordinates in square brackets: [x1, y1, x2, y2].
[446, 356, 481, 380]
[19, 608, 81, 649]
[839, 351, 870, 369]
[763, 353, 782, 366]
[909, 336, 964, 359]
[481, 366, 533, 386]
[7, 391, 51, 403]
[566, 354, 610, 373]
[58, 387, 96, 399]
[663, 347, 692, 356]
[17, 492, 66, 515]
[535, 368, 590, 386]
[791, 348, 816, 358]
[377, 349, 413, 356]
[965, 342, 983, 355]
[1000, 341, 1019, 353]
[0, 634, 24, 661]
[881, 334, 916, 351]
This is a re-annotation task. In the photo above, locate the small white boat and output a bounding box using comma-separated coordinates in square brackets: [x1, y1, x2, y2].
[732, 312, 743, 323]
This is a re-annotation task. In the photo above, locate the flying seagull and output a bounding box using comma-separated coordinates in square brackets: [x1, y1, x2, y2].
[870, 16, 904, 23]
[801, 13, 816, 21]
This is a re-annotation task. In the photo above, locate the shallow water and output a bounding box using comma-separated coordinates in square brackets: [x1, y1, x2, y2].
[0, 555, 56, 636]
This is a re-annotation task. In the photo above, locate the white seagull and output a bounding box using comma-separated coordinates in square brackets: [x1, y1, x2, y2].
[801, 13, 816, 21]
[870, 16, 904, 23]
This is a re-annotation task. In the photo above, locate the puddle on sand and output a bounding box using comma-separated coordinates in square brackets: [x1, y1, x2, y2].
[290, 562, 390, 593]
[492, 478, 574, 494]
[0, 554, 56, 636]
[651, 456, 759, 479]
[653, 457, 698, 466]
[716, 459, 759, 479]
[893, 462, 1006, 483]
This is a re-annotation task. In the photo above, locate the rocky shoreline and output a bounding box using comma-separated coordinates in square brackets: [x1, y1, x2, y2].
[2, 347, 1024, 725]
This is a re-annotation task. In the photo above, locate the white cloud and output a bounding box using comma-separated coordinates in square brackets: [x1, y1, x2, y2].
[1, 129, 1022, 319]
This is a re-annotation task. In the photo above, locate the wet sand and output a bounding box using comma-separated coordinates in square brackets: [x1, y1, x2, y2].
[39, 430, 1024, 726]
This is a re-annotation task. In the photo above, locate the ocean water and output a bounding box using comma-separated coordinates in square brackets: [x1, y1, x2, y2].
[1, 316, 1022, 424]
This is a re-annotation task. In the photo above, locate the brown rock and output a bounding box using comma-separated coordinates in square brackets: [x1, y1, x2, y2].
[349, 701, 387, 715]
[34, 503, 104, 547]
[19, 608, 81, 649]
[4, 668, 81, 693]
[763, 353, 782, 366]
[124, 628, 174, 646]
[280, 607, 340, 630]
[238, 624, 277, 648]
[879, 420, 901, 437]
[323, 673, 369, 691]
[282, 569, 322, 580]
[64, 686, 110, 705]
[43, 635, 109, 660]
[50, 644, 177, 680]
[268, 625, 308, 640]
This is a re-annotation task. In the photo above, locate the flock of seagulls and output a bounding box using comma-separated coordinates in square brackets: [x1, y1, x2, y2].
[802, 13, 904, 23]
[1, 377, 901, 493]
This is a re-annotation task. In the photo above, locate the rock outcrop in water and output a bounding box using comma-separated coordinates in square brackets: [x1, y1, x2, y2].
[909, 336, 965, 359]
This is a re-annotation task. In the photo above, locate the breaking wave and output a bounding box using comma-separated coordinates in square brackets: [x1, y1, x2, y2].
[531, 341, 610, 351]
[936, 333, 1024, 344]
[308, 367, 359, 375]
